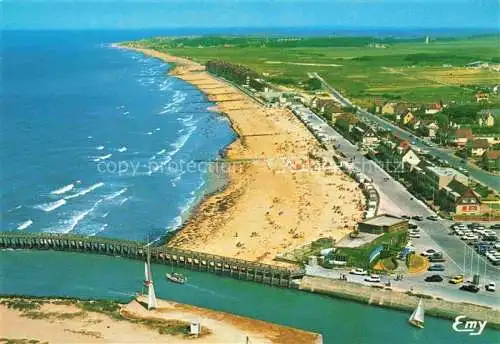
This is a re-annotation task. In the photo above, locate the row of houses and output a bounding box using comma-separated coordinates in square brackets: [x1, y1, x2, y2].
[369, 136, 496, 216]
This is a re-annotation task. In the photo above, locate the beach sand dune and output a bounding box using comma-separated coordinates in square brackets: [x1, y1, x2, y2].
[0, 297, 321, 343]
[124, 46, 364, 265]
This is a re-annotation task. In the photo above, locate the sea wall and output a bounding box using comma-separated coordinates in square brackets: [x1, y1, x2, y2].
[300, 276, 500, 328]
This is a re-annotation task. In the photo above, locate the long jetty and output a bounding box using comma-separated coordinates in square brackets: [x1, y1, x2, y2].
[0, 232, 305, 287]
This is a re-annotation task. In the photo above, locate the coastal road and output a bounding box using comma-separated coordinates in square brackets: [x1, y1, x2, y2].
[291, 104, 500, 285]
[313, 73, 500, 191]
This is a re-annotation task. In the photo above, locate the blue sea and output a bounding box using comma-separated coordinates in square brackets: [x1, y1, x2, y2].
[1, 30, 236, 240]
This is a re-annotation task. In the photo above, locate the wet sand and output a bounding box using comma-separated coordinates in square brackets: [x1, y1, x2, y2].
[119, 45, 364, 265]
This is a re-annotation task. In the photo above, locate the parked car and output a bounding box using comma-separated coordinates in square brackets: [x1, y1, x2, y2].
[424, 274, 443, 282]
[449, 274, 464, 284]
[350, 268, 368, 275]
[486, 282, 496, 292]
[429, 255, 446, 263]
[402, 215, 410, 220]
[490, 224, 500, 230]
[364, 274, 381, 283]
[412, 216, 423, 221]
[428, 264, 445, 271]
[460, 284, 480, 293]
[427, 215, 439, 221]
[409, 223, 418, 229]
[421, 249, 437, 257]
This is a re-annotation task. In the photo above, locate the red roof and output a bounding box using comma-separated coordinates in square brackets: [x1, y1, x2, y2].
[484, 150, 500, 159]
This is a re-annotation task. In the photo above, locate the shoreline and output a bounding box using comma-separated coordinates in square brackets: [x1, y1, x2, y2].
[117, 43, 365, 265]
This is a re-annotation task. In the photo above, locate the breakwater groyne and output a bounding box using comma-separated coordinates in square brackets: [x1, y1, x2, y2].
[0, 232, 304, 287]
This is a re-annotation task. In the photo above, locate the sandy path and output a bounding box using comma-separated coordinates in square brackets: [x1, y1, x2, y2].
[0, 297, 321, 344]
[120, 46, 364, 265]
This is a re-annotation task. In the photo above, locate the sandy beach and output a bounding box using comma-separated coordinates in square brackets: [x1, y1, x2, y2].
[0, 296, 321, 344]
[120, 45, 364, 265]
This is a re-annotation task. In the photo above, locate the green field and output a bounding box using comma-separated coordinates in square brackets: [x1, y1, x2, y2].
[129, 35, 500, 105]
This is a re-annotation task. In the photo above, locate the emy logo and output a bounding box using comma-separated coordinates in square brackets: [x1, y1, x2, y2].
[452, 315, 487, 336]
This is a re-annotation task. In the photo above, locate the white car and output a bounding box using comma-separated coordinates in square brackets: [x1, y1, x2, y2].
[364, 274, 381, 283]
[409, 233, 421, 238]
[350, 268, 368, 275]
[421, 249, 438, 257]
[486, 282, 496, 292]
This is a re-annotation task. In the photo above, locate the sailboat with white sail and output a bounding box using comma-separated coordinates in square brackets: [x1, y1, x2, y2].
[143, 248, 158, 310]
[408, 298, 424, 329]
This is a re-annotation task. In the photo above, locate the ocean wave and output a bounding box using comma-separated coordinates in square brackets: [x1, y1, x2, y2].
[104, 187, 128, 201]
[17, 219, 33, 230]
[157, 149, 166, 155]
[64, 182, 105, 200]
[119, 197, 130, 206]
[8, 205, 22, 213]
[89, 223, 108, 236]
[168, 125, 196, 157]
[147, 131, 153, 135]
[96, 145, 105, 150]
[93, 153, 112, 162]
[65, 199, 103, 233]
[155, 127, 160, 131]
[50, 183, 75, 195]
[36, 199, 67, 212]
[117, 146, 127, 153]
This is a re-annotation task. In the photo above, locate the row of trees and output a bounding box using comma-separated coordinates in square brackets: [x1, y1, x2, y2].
[205, 60, 261, 87]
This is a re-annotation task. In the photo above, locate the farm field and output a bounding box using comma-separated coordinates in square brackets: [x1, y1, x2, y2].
[133, 35, 500, 105]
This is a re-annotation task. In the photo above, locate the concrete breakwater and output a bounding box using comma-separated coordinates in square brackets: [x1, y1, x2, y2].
[0, 232, 304, 287]
[300, 276, 500, 327]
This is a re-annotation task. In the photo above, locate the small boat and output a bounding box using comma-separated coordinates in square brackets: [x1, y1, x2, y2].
[409, 298, 425, 329]
[166, 272, 187, 284]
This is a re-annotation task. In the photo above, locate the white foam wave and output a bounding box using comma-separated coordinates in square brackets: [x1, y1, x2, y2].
[104, 187, 127, 201]
[8, 205, 22, 212]
[119, 197, 130, 206]
[155, 127, 160, 131]
[102, 212, 109, 218]
[117, 146, 127, 153]
[36, 199, 67, 212]
[157, 149, 166, 155]
[17, 220, 33, 230]
[50, 183, 75, 195]
[65, 199, 103, 233]
[168, 126, 196, 157]
[89, 223, 108, 236]
[93, 153, 112, 162]
[64, 182, 105, 200]
[96, 145, 105, 150]
[147, 131, 153, 135]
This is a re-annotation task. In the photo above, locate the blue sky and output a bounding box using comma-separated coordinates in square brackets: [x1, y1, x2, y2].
[3, 0, 499, 30]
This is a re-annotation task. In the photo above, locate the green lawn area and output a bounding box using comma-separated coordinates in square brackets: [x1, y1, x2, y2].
[335, 229, 407, 269]
[128, 35, 500, 105]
